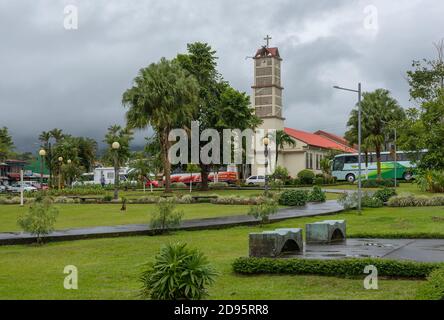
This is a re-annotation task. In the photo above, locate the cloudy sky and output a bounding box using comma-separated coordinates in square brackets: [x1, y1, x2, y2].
[1, 0, 443, 152]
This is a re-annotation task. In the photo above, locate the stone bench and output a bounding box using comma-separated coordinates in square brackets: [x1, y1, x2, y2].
[306, 220, 346, 244]
[249, 228, 303, 258]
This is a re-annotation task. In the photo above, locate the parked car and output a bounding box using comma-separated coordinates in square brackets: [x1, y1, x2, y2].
[7, 183, 38, 193]
[245, 175, 266, 185]
[0, 185, 6, 193]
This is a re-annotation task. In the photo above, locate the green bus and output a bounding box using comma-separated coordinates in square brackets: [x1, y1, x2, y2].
[331, 151, 424, 183]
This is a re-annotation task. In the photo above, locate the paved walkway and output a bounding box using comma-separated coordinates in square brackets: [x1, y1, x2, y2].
[0, 200, 344, 245]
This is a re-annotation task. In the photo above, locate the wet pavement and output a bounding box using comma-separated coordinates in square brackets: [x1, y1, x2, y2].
[285, 239, 444, 262]
[0, 200, 344, 245]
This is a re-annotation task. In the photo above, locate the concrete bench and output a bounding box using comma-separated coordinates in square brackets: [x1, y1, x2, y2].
[306, 220, 346, 244]
[249, 228, 303, 258]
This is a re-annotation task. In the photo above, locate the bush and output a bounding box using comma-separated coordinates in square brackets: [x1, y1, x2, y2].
[209, 182, 229, 188]
[416, 170, 444, 193]
[278, 190, 308, 207]
[150, 199, 184, 234]
[133, 196, 160, 204]
[338, 191, 383, 209]
[248, 199, 279, 224]
[271, 166, 290, 183]
[232, 257, 442, 278]
[308, 186, 326, 203]
[416, 268, 444, 300]
[297, 170, 315, 185]
[140, 243, 217, 300]
[314, 177, 324, 185]
[53, 196, 76, 204]
[171, 182, 187, 189]
[387, 194, 444, 207]
[102, 195, 113, 202]
[362, 179, 399, 188]
[373, 188, 397, 203]
[17, 198, 59, 244]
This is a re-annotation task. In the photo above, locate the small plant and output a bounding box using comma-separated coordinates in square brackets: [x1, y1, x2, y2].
[297, 169, 315, 185]
[279, 190, 308, 206]
[248, 198, 279, 224]
[17, 197, 59, 244]
[308, 186, 326, 203]
[338, 191, 383, 209]
[102, 195, 113, 202]
[140, 243, 217, 300]
[150, 199, 184, 234]
[171, 182, 187, 189]
[121, 197, 127, 211]
[373, 188, 397, 203]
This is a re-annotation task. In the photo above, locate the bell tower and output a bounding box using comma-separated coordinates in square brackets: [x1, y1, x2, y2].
[252, 35, 285, 131]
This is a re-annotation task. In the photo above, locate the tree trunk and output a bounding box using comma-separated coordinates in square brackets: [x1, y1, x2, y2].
[200, 164, 210, 191]
[161, 131, 172, 193]
[376, 146, 382, 180]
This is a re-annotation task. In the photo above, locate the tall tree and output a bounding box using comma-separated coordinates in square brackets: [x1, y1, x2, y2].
[122, 58, 198, 192]
[271, 130, 296, 164]
[103, 125, 133, 167]
[0, 127, 14, 161]
[345, 89, 405, 179]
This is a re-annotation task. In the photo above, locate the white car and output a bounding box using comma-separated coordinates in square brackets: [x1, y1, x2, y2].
[7, 184, 37, 193]
[245, 175, 266, 185]
[0, 185, 6, 193]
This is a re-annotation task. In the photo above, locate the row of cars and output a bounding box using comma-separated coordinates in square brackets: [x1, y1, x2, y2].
[0, 182, 42, 193]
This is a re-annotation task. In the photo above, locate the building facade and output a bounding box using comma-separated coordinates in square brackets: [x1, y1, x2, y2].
[251, 42, 356, 178]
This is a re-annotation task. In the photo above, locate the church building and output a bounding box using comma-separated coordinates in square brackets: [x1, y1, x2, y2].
[251, 37, 356, 178]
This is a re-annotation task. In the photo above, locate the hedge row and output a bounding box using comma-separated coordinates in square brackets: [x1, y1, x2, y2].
[416, 268, 444, 300]
[388, 194, 444, 207]
[232, 257, 442, 278]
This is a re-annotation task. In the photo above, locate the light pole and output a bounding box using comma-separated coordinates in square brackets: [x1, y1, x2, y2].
[263, 136, 270, 197]
[333, 83, 362, 213]
[58, 157, 63, 190]
[112, 141, 120, 200]
[38, 149, 46, 187]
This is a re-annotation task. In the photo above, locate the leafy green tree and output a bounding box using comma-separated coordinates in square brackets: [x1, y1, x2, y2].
[102, 125, 133, 167]
[17, 198, 59, 244]
[123, 58, 199, 192]
[140, 243, 217, 300]
[0, 127, 14, 161]
[248, 198, 279, 224]
[345, 89, 405, 179]
[407, 40, 444, 103]
[150, 199, 184, 234]
[177, 43, 261, 190]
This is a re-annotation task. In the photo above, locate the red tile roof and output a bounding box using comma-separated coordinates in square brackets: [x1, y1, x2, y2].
[255, 47, 280, 59]
[284, 128, 356, 153]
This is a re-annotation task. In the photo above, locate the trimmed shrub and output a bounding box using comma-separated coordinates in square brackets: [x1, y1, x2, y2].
[338, 191, 383, 209]
[232, 257, 442, 278]
[149, 199, 184, 234]
[373, 188, 397, 203]
[209, 182, 229, 188]
[171, 182, 187, 189]
[278, 190, 308, 207]
[297, 170, 315, 185]
[416, 268, 444, 300]
[134, 196, 160, 204]
[102, 195, 113, 202]
[388, 194, 444, 207]
[308, 186, 326, 203]
[361, 195, 384, 208]
[140, 243, 217, 300]
[248, 199, 279, 224]
[314, 177, 324, 185]
[53, 196, 76, 204]
[362, 179, 399, 188]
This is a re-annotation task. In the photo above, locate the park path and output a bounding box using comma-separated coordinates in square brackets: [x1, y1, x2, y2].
[0, 200, 344, 245]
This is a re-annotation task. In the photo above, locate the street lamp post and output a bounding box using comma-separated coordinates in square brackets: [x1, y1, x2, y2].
[333, 83, 362, 213]
[263, 137, 270, 197]
[58, 157, 63, 190]
[112, 141, 120, 200]
[39, 149, 46, 187]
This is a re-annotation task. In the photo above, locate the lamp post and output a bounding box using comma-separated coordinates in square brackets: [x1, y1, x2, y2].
[38, 149, 46, 187]
[58, 157, 63, 190]
[112, 141, 120, 200]
[333, 83, 362, 213]
[263, 136, 270, 197]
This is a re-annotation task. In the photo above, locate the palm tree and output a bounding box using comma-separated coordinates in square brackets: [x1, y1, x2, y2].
[122, 58, 199, 192]
[346, 89, 405, 180]
[50, 128, 64, 143]
[271, 130, 296, 164]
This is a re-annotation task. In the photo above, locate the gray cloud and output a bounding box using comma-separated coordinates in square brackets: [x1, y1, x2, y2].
[1, 0, 443, 152]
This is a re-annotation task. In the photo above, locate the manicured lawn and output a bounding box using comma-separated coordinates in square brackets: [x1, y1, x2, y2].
[0, 218, 423, 300]
[324, 182, 443, 197]
[0, 203, 254, 232]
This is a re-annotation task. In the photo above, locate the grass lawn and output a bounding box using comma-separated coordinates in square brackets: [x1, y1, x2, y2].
[0, 210, 427, 300]
[0, 203, 253, 232]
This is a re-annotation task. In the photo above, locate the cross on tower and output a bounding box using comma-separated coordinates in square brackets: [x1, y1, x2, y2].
[264, 35, 272, 48]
